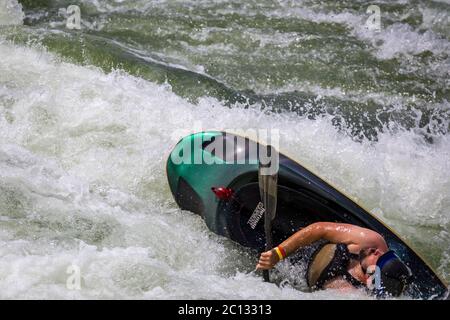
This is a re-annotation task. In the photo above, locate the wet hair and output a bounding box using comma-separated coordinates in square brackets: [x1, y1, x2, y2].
[359, 248, 376, 264]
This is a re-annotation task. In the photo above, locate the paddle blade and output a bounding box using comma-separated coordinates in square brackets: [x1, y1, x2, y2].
[258, 145, 279, 283]
[258, 145, 278, 225]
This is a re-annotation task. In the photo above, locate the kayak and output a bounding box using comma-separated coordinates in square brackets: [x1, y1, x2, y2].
[166, 131, 448, 300]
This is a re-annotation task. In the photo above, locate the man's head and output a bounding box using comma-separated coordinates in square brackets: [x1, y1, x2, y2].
[360, 248, 413, 297]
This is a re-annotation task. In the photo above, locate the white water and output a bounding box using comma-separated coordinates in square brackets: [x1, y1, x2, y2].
[0, 39, 448, 299]
[0, 0, 23, 26]
[0, 1, 449, 299]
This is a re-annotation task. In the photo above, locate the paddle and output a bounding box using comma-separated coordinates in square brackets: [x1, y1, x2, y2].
[258, 145, 278, 282]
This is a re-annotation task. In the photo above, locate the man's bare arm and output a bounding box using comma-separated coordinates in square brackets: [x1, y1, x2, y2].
[256, 222, 388, 270]
[279, 222, 388, 256]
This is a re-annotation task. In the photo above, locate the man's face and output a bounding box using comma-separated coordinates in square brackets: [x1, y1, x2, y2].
[360, 248, 384, 271]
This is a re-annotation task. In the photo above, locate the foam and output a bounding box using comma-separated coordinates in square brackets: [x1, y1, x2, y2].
[0, 0, 23, 26]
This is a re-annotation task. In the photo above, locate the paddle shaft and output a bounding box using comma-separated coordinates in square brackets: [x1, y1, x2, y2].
[259, 145, 278, 282]
[263, 218, 273, 282]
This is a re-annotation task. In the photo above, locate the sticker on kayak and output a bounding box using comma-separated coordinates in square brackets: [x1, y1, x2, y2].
[248, 202, 265, 229]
